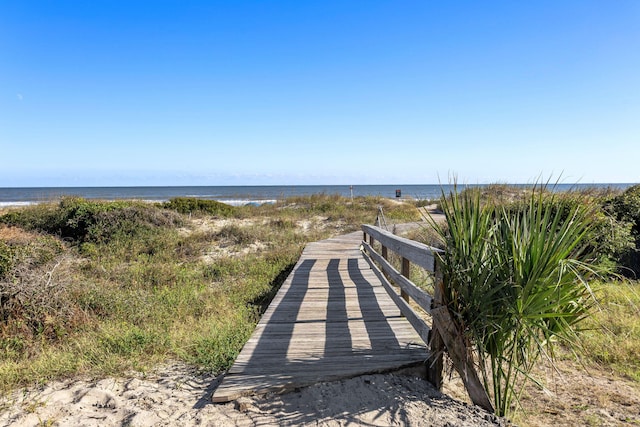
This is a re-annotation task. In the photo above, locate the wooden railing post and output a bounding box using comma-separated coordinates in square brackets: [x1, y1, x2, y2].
[361, 224, 449, 394]
[401, 257, 410, 303]
[426, 259, 444, 390]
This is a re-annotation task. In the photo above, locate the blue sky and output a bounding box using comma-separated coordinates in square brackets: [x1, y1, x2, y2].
[1, 1, 638, 187]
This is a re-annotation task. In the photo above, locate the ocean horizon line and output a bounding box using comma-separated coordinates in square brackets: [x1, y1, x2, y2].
[1, 182, 637, 189]
[0, 183, 636, 208]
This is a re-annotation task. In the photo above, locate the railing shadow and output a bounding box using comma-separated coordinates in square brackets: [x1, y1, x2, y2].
[251, 372, 450, 426]
[210, 251, 428, 406]
[245, 257, 417, 367]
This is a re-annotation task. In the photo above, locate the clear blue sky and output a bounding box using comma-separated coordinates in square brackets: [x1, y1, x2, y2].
[1, 1, 638, 187]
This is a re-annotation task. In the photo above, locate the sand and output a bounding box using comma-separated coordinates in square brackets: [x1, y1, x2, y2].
[0, 362, 505, 426]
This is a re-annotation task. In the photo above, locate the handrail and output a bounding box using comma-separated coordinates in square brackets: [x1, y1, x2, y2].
[361, 223, 497, 411]
[361, 223, 444, 389]
[363, 243, 434, 314]
[362, 224, 442, 271]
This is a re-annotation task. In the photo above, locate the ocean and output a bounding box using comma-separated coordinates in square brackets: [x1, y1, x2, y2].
[0, 184, 635, 208]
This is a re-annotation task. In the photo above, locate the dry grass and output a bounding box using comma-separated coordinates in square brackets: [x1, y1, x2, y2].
[0, 226, 39, 243]
[0, 195, 419, 392]
[517, 358, 640, 426]
[442, 356, 640, 426]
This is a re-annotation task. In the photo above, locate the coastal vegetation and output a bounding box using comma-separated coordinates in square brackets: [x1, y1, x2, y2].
[0, 187, 639, 425]
[430, 184, 600, 416]
[0, 195, 419, 390]
[420, 183, 640, 420]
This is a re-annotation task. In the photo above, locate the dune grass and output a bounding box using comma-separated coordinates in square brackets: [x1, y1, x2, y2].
[0, 194, 421, 391]
[577, 280, 640, 381]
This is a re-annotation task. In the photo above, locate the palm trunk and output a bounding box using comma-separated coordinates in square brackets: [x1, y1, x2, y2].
[431, 281, 494, 413]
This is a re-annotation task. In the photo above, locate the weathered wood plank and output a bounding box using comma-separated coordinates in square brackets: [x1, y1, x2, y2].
[359, 226, 445, 390]
[362, 241, 434, 314]
[212, 231, 429, 403]
[362, 224, 442, 271]
[362, 251, 432, 349]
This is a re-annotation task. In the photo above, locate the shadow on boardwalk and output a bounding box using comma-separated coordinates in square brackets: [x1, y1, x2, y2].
[212, 232, 427, 403]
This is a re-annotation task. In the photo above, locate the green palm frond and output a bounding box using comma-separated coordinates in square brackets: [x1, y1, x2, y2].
[431, 182, 601, 417]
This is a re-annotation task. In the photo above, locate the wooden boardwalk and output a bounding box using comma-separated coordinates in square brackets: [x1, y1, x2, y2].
[212, 231, 429, 402]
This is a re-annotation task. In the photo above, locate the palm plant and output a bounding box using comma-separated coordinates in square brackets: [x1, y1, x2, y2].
[429, 183, 600, 417]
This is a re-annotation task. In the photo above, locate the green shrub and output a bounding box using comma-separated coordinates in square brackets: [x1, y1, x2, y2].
[216, 224, 255, 245]
[445, 185, 636, 276]
[608, 185, 640, 276]
[612, 184, 640, 232]
[1, 198, 183, 244]
[163, 197, 236, 217]
[0, 204, 64, 236]
[505, 192, 631, 272]
[0, 242, 12, 278]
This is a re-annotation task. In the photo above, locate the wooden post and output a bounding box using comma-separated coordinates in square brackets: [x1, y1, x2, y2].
[381, 245, 388, 260]
[401, 257, 410, 303]
[429, 259, 494, 412]
[426, 259, 444, 390]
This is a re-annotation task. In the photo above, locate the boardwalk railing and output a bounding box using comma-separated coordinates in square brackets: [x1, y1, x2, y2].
[212, 231, 429, 403]
[361, 224, 445, 389]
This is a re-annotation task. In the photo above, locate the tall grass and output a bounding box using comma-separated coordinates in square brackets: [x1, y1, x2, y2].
[0, 194, 418, 391]
[430, 184, 602, 416]
[578, 280, 640, 381]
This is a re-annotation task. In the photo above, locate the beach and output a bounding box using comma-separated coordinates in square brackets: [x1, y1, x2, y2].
[2, 358, 639, 426]
[0, 362, 505, 427]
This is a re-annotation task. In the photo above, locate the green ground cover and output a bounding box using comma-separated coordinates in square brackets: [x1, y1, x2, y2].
[0, 195, 419, 390]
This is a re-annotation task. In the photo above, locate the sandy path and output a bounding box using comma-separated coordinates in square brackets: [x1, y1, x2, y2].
[0, 362, 504, 426]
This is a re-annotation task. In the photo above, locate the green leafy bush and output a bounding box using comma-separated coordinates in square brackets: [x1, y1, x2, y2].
[163, 197, 236, 217]
[1, 198, 183, 244]
[506, 192, 632, 272]
[608, 185, 640, 276]
[0, 204, 65, 236]
[0, 242, 12, 278]
[612, 184, 640, 231]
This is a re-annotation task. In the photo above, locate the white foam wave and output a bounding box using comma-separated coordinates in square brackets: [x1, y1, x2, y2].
[219, 199, 277, 206]
[0, 201, 38, 208]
